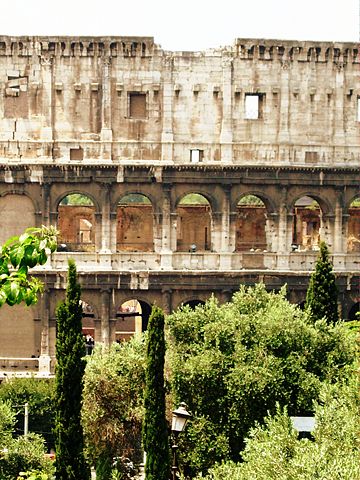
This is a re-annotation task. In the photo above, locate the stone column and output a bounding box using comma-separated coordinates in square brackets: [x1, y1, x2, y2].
[161, 58, 174, 162]
[100, 184, 111, 253]
[333, 64, 345, 145]
[162, 289, 172, 315]
[110, 211, 118, 252]
[279, 58, 290, 143]
[40, 55, 54, 141]
[212, 212, 222, 252]
[321, 214, 334, 249]
[229, 211, 237, 252]
[277, 204, 290, 269]
[160, 186, 174, 269]
[221, 187, 231, 252]
[333, 200, 344, 253]
[42, 183, 51, 227]
[38, 290, 51, 374]
[100, 56, 112, 160]
[100, 289, 111, 346]
[220, 56, 233, 163]
[161, 185, 172, 252]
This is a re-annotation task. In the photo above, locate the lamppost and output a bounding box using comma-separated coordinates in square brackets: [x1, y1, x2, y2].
[171, 402, 192, 480]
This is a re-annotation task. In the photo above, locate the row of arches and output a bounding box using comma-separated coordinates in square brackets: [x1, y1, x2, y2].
[58, 192, 360, 253]
[0, 295, 358, 359]
[0, 191, 359, 254]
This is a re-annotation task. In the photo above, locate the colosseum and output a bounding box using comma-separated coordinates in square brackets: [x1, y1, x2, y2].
[0, 36, 359, 376]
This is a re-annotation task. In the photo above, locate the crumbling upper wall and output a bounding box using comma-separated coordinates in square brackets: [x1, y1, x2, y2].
[0, 36, 359, 166]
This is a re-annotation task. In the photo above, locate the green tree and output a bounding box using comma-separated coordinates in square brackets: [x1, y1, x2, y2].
[305, 241, 339, 323]
[82, 339, 146, 480]
[142, 306, 170, 480]
[54, 259, 90, 480]
[167, 284, 356, 477]
[0, 400, 16, 447]
[198, 373, 359, 480]
[0, 378, 55, 449]
[0, 433, 54, 480]
[0, 226, 57, 307]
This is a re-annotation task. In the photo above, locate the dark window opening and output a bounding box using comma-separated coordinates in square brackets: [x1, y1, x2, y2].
[129, 92, 147, 119]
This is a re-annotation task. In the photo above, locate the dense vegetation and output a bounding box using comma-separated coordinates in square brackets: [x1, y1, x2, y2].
[54, 260, 89, 480]
[196, 373, 359, 480]
[167, 284, 356, 477]
[305, 241, 339, 324]
[142, 306, 170, 480]
[82, 339, 146, 479]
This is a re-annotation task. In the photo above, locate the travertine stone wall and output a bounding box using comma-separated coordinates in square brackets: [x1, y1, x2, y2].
[0, 36, 359, 166]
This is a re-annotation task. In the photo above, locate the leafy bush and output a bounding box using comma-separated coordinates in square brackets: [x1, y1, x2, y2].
[167, 284, 357, 477]
[0, 433, 54, 480]
[82, 337, 146, 476]
[196, 374, 359, 480]
[0, 378, 55, 449]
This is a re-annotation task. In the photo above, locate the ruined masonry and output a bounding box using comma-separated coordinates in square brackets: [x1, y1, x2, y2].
[0, 36, 359, 376]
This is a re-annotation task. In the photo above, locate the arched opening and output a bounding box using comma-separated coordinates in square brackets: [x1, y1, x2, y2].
[117, 194, 154, 251]
[348, 302, 360, 321]
[347, 197, 360, 252]
[236, 195, 267, 251]
[115, 299, 152, 341]
[182, 299, 206, 309]
[176, 193, 211, 252]
[0, 194, 36, 244]
[58, 194, 95, 252]
[292, 196, 321, 251]
[80, 300, 96, 354]
[298, 301, 306, 310]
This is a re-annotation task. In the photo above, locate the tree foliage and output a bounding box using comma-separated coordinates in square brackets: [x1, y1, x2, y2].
[82, 339, 146, 479]
[0, 433, 54, 480]
[54, 259, 89, 480]
[0, 226, 57, 307]
[167, 284, 356, 477]
[0, 378, 55, 448]
[0, 400, 16, 447]
[197, 373, 360, 480]
[142, 306, 170, 480]
[305, 241, 339, 323]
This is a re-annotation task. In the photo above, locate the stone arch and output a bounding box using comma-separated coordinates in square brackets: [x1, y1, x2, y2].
[347, 196, 360, 253]
[181, 299, 206, 310]
[57, 193, 96, 252]
[235, 194, 268, 252]
[232, 190, 276, 214]
[117, 193, 154, 252]
[348, 302, 360, 321]
[115, 298, 152, 340]
[176, 193, 212, 251]
[291, 195, 324, 251]
[0, 193, 36, 244]
[80, 300, 97, 353]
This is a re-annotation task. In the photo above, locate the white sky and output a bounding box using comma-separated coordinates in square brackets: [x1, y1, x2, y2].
[0, 0, 358, 51]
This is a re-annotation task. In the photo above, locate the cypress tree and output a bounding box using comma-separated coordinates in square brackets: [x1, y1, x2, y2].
[55, 259, 90, 480]
[142, 306, 170, 480]
[305, 241, 339, 323]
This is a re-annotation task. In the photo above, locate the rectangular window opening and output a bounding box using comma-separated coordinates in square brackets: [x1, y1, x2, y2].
[70, 148, 84, 161]
[190, 149, 204, 163]
[129, 92, 147, 119]
[245, 93, 264, 119]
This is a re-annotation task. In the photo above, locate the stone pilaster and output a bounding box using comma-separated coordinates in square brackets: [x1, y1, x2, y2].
[220, 56, 233, 163]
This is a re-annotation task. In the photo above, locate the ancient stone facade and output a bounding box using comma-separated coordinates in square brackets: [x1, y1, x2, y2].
[0, 36, 359, 376]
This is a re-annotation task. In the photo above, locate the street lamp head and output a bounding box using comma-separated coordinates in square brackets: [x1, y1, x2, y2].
[171, 402, 192, 433]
